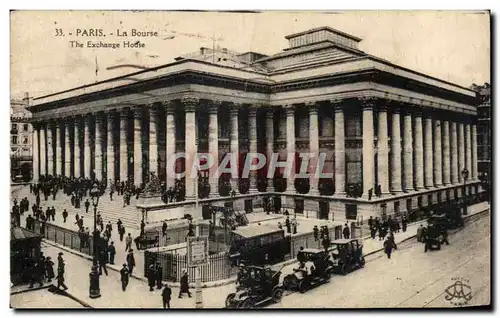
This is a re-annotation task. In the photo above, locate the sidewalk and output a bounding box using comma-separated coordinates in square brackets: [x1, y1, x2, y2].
[39, 242, 232, 309]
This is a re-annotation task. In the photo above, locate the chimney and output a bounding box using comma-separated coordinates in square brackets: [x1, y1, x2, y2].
[22, 92, 32, 106]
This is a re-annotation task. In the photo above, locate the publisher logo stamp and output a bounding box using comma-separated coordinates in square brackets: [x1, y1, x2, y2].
[445, 277, 472, 306]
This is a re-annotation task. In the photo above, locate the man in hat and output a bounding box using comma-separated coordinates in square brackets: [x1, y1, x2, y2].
[155, 262, 163, 289]
[178, 269, 191, 298]
[108, 241, 116, 265]
[120, 264, 129, 291]
[147, 264, 156, 291]
[57, 252, 64, 270]
[45, 256, 55, 283]
[126, 249, 136, 276]
[162, 284, 172, 309]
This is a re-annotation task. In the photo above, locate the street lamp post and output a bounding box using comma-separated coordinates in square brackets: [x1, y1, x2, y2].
[89, 186, 101, 299]
[461, 168, 469, 216]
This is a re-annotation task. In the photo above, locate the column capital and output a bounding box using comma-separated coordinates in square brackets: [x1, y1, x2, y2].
[248, 105, 258, 117]
[412, 108, 423, 117]
[95, 112, 105, 123]
[207, 99, 222, 113]
[306, 102, 319, 114]
[229, 103, 240, 115]
[266, 108, 275, 119]
[378, 103, 388, 112]
[283, 104, 295, 115]
[163, 101, 176, 115]
[358, 96, 378, 109]
[133, 107, 143, 119]
[181, 96, 199, 112]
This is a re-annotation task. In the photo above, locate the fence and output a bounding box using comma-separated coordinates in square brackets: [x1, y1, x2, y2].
[30, 220, 95, 257]
[144, 250, 238, 283]
[151, 223, 210, 247]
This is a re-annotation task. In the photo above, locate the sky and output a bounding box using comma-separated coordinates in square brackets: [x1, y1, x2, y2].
[10, 10, 491, 99]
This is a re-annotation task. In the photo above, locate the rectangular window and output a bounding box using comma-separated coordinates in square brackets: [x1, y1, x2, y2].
[12, 136, 18, 144]
[11, 123, 17, 131]
[23, 124, 28, 131]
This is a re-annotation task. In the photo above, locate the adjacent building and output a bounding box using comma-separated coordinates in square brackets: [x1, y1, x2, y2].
[11, 93, 33, 181]
[27, 26, 481, 221]
[470, 83, 491, 178]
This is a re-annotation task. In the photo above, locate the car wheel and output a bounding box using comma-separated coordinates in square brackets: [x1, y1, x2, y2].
[359, 257, 366, 268]
[298, 280, 309, 293]
[437, 241, 441, 250]
[341, 264, 348, 275]
[272, 287, 284, 302]
[225, 293, 235, 308]
[240, 298, 255, 309]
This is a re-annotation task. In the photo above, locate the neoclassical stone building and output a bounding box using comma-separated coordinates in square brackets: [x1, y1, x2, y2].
[29, 27, 481, 220]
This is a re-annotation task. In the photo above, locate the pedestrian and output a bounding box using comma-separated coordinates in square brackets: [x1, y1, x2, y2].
[277, 222, 282, 230]
[98, 250, 108, 276]
[178, 269, 192, 298]
[162, 284, 172, 309]
[383, 237, 396, 259]
[28, 261, 44, 288]
[147, 264, 156, 291]
[343, 223, 350, 239]
[292, 218, 298, 234]
[108, 241, 116, 265]
[416, 224, 424, 242]
[45, 256, 55, 283]
[85, 199, 90, 213]
[125, 233, 133, 251]
[402, 216, 408, 233]
[162, 220, 168, 237]
[120, 264, 129, 291]
[126, 249, 136, 276]
[56, 265, 68, 291]
[140, 220, 146, 237]
[370, 225, 377, 239]
[119, 225, 126, 242]
[155, 261, 163, 289]
[285, 216, 291, 234]
[57, 252, 64, 270]
[313, 225, 319, 241]
[62, 209, 68, 223]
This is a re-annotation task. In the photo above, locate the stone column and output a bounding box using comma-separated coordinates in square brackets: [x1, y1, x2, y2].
[266, 109, 275, 192]
[208, 101, 220, 197]
[107, 112, 116, 183]
[334, 102, 345, 195]
[74, 117, 81, 178]
[442, 120, 451, 185]
[403, 110, 414, 191]
[465, 122, 472, 181]
[47, 122, 54, 175]
[458, 122, 465, 183]
[377, 104, 390, 195]
[119, 110, 129, 182]
[83, 115, 92, 179]
[148, 104, 158, 177]
[39, 123, 46, 176]
[165, 102, 176, 189]
[450, 121, 459, 184]
[308, 103, 320, 195]
[248, 106, 258, 194]
[55, 122, 62, 176]
[133, 108, 144, 186]
[285, 105, 296, 194]
[423, 114, 434, 188]
[229, 104, 240, 194]
[183, 97, 198, 201]
[472, 124, 478, 180]
[64, 120, 71, 177]
[413, 110, 424, 190]
[433, 119, 443, 186]
[361, 98, 375, 197]
[390, 107, 402, 193]
[94, 113, 104, 182]
[32, 124, 40, 182]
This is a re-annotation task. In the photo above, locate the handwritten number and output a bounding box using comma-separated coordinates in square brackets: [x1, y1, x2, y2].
[55, 29, 64, 36]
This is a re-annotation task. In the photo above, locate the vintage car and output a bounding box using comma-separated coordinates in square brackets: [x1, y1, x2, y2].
[424, 224, 444, 251]
[225, 265, 284, 308]
[429, 205, 464, 230]
[329, 238, 365, 275]
[282, 248, 333, 293]
[229, 225, 291, 266]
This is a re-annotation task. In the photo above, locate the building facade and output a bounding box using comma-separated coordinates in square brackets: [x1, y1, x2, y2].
[470, 83, 491, 178]
[11, 94, 33, 181]
[28, 27, 481, 220]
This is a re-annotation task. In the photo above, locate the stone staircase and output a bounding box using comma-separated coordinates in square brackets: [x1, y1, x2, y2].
[12, 186, 140, 230]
